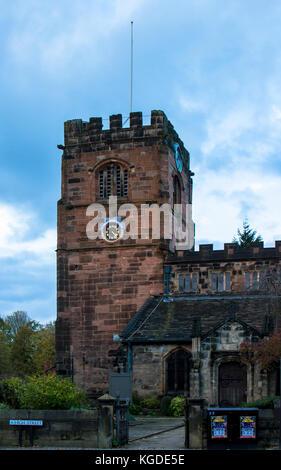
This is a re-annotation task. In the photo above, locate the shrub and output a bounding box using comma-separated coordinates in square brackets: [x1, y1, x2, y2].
[19, 375, 87, 410]
[132, 390, 141, 405]
[140, 394, 160, 410]
[0, 377, 23, 408]
[0, 375, 87, 410]
[112, 439, 119, 447]
[160, 396, 172, 416]
[169, 396, 184, 416]
[129, 402, 141, 415]
[0, 403, 9, 409]
[241, 396, 280, 409]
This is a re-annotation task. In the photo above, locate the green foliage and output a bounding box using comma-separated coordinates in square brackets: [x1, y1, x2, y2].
[130, 391, 146, 415]
[4, 311, 40, 342]
[0, 377, 23, 408]
[0, 331, 11, 374]
[241, 396, 280, 409]
[169, 396, 185, 416]
[10, 326, 36, 376]
[0, 375, 87, 410]
[140, 394, 160, 410]
[129, 402, 142, 415]
[130, 392, 171, 415]
[31, 323, 56, 374]
[233, 219, 263, 248]
[132, 390, 141, 405]
[160, 396, 172, 416]
[19, 375, 87, 410]
[0, 311, 56, 378]
[0, 403, 9, 409]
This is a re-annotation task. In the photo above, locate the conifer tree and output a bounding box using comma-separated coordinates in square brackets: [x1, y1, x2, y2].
[233, 219, 263, 248]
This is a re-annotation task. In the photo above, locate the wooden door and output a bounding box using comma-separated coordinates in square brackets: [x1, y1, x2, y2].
[219, 362, 247, 407]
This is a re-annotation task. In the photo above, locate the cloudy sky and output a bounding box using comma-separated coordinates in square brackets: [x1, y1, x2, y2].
[0, 0, 281, 323]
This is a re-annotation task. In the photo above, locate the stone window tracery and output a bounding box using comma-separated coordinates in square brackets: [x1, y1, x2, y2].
[178, 273, 198, 293]
[211, 272, 231, 292]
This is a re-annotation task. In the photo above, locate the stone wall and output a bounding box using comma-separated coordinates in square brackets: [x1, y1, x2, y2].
[130, 330, 276, 405]
[167, 242, 281, 295]
[258, 408, 280, 448]
[56, 245, 164, 394]
[0, 409, 112, 448]
[131, 344, 192, 396]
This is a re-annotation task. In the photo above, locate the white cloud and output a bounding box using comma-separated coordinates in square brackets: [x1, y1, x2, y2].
[0, 202, 56, 265]
[0, 201, 56, 322]
[184, 79, 281, 250]
[179, 94, 205, 113]
[201, 105, 255, 156]
[193, 169, 281, 248]
[7, 0, 148, 75]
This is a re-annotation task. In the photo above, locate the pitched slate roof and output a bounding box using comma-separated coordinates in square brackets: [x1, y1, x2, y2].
[120, 295, 281, 343]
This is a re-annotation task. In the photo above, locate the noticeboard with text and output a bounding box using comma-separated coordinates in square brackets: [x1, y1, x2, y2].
[240, 416, 256, 439]
[211, 415, 227, 439]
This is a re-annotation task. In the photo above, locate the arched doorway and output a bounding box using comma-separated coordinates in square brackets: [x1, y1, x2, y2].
[219, 361, 247, 407]
[166, 349, 190, 394]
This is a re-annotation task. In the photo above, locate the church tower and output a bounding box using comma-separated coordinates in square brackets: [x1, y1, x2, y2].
[56, 110, 194, 396]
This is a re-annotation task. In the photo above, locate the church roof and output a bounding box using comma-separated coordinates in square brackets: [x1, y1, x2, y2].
[120, 295, 281, 343]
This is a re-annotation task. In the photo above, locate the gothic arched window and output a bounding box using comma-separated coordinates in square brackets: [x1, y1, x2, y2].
[98, 163, 128, 199]
[166, 349, 190, 393]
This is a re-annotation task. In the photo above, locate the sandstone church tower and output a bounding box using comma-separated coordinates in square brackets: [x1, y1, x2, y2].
[56, 110, 194, 396]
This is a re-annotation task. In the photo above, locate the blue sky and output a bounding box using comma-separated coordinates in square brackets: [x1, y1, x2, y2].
[1, 0, 281, 323]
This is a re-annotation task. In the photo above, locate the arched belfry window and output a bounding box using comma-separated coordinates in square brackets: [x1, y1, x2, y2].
[98, 163, 128, 199]
[166, 349, 190, 393]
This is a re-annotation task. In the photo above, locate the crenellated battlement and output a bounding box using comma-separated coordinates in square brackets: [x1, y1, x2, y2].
[168, 240, 281, 263]
[65, 110, 168, 139]
[63, 110, 190, 170]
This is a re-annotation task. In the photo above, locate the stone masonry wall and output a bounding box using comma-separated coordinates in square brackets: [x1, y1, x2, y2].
[131, 344, 192, 397]
[0, 409, 112, 448]
[167, 242, 281, 295]
[56, 111, 192, 396]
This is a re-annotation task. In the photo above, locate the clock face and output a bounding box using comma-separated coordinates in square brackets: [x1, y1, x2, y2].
[103, 221, 123, 242]
[174, 143, 183, 173]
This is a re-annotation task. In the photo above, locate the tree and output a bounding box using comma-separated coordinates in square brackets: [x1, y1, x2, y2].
[0, 331, 11, 375]
[0, 312, 56, 378]
[233, 219, 263, 248]
[32, 322, 56, 374]
[239, 331, 281, 372]
[9, 326, 36, 376]
[3, 311, 40, 342]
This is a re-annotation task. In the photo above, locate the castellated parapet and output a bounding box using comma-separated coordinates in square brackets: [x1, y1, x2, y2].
[168, 241, 281, 263]
[62, 110, 191, 174]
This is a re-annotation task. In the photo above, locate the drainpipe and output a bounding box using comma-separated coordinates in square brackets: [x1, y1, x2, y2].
[127, 340, 132, 375]
[164, 266, 171, 297]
